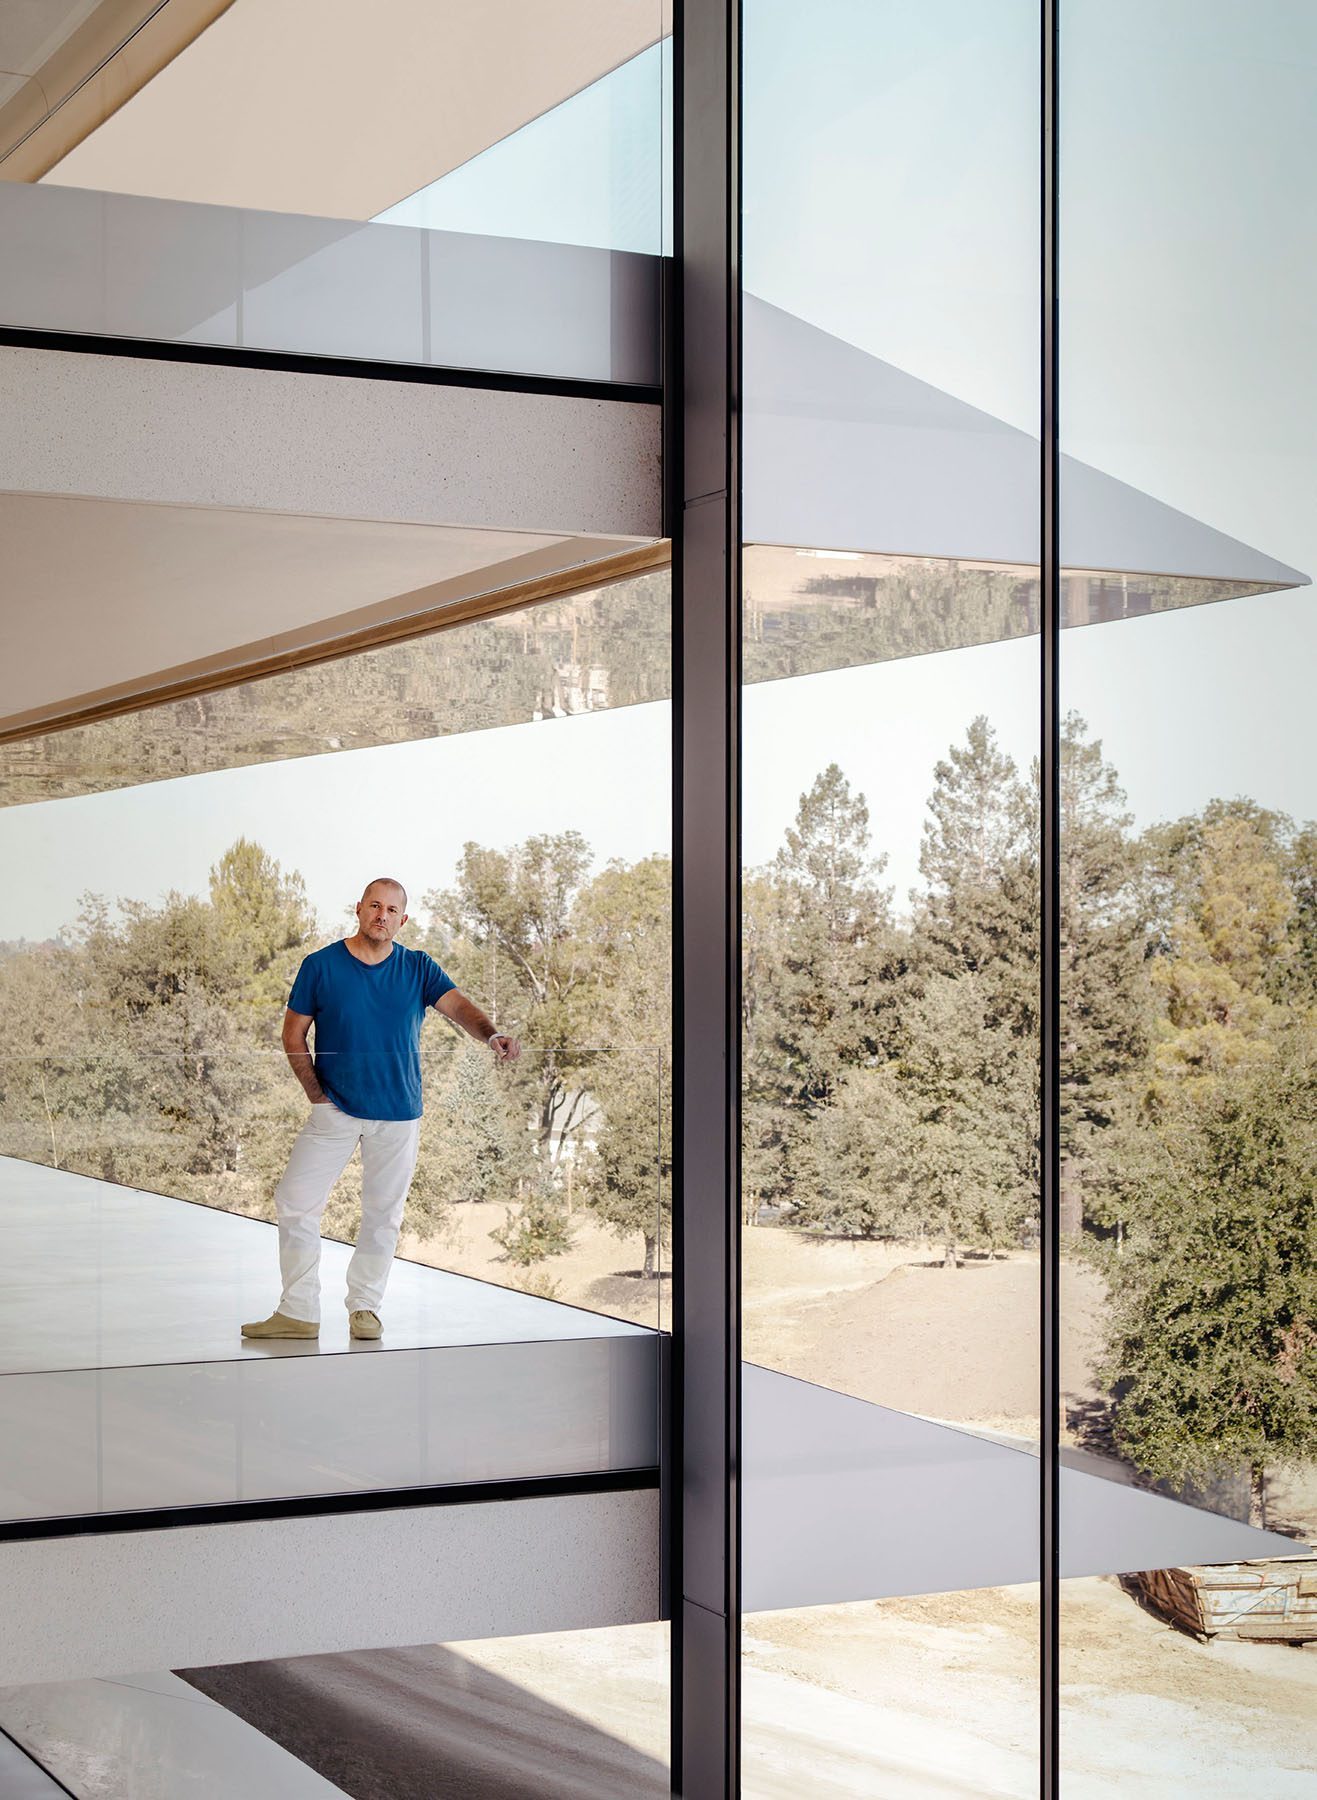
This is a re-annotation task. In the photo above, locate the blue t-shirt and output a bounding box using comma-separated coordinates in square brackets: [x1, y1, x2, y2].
[287, 941, 455, 1121]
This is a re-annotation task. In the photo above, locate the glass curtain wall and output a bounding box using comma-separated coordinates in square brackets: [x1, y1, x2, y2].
[1058, 3, 1317, 1790]
[739, 4, 1042, 1794]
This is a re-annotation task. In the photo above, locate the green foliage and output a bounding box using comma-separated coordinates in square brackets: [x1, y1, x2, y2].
[0, 846, 319, 1219]
[795, 974, 1032, 1258]
[742, 764, 901, 1217]
[490, 1189, 575, 1274]
[430, 1041, 534, 1208]
[426, 832, 595, 1195]
[840, 718, 1040, 1257]
[1098, 1032, 1317, 1515]
[1055, 716, 1152, 1197]
[573, 857, 672, 1275]
[581, 1046, 671, 1275]
[209, 837, 318, 1016]
[1150, 814, 1293, 1092]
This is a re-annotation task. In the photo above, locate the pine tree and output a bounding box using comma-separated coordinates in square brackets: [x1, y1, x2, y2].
[755, 763, 897, 1109]
[582, 1046, 671, 1276]
[795, 973, 1033, 1261]
[917, 714, 1035, 997]
[1098, 1029, 1317, 1525]
[1056, 717, 1153, 1227]
[742, 765, 901, 1222]
[209, 838, 317, 1016]
[1150, 814, 1293, 1093]
[573, 857, 672, 1277]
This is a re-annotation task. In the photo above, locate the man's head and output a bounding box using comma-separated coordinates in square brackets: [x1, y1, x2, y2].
[356, 878, 408, 943]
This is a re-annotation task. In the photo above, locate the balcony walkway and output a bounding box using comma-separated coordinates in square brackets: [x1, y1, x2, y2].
[0, 1156, 658, 1527]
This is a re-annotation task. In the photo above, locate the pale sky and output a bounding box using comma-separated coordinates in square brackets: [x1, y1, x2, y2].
[3, 0, 1313, 943]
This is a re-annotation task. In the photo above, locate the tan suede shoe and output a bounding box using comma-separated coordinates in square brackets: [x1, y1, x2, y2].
[349, 1309, 382, 1340]
[241, 1311, 319, 1339]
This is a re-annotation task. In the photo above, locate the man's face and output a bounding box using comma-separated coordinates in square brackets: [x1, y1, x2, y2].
[356, 885, 407, 943]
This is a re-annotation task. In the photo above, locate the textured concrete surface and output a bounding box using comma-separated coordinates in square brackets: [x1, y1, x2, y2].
[0, 347, 662, 538]
[0, 1489, 661, 1686]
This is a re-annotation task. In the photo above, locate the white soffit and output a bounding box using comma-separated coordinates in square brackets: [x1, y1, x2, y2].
[41, 0, 673, 218]
[0, 491, 644, 723]
[743, 1365, 1306, 1613]
[744, 296, 1311, 591]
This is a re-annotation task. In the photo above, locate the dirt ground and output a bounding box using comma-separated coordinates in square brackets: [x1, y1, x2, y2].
[445, 1577, 1317, 1798]
[401, 1206, 1099, 1437]
[390, 1207, 1317, 1793]
[171, 1585, 1317, 1797]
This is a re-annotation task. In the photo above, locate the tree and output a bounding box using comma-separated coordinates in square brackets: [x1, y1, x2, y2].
[777, 762, 885, 939]
[1286, 822, 1317, 1008]
[574, 856, 672, 1277]
[209, 838, 318, 1016]
[795, 973, 1034, 1262]
[916, 715, 1035, 997]
[1150, 814, 1293, 1094]
[741, 871, 798, 1217]
[770, 764, 896, 1097]
[0, 940, 83, 1168]
[920, 715, 1032, 896]
[746, 764, 897, 1144]
[427, 832, 596, 1174]
[740, 765, 903, 1226]
[1098, 1030, 1317, 1525]
[430, 1041, 533, 1209]
[489, 1190, 574, 1292]
[582, 1047, 670, 1277]
[1056, 717, 1153, 1228]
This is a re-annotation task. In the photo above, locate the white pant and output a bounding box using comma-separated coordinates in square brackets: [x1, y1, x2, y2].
[273, 1105, 421, 1322]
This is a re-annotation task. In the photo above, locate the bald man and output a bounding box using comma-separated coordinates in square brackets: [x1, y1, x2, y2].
[242, 877, 520, 1341]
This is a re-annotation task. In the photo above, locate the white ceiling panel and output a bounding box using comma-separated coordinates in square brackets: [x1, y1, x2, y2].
[43, 0, 672, 219]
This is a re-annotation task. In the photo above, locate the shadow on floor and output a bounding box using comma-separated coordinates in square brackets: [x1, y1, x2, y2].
[178, 1641, 668, 1800]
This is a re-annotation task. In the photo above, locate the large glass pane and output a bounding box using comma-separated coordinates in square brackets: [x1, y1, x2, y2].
[740, 3, 1041, 1790]
[1060, 2, 1317, 1788]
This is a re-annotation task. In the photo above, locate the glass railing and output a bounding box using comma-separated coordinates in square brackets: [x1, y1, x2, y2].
[0, 1044, 668, 1330]
[0, 1044, 666, 1525]
[0, 182, 660, 385]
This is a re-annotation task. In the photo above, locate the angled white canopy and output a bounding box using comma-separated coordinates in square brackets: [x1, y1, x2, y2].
[745, 295, 1309, 593]
[743, 1366, 1306, 1613]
